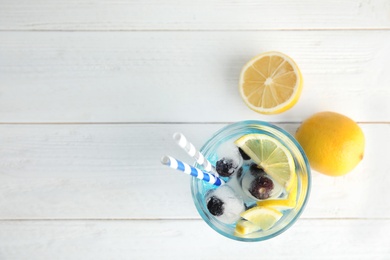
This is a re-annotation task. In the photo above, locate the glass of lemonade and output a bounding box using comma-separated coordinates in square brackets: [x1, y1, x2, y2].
[191, 120, 311, 242]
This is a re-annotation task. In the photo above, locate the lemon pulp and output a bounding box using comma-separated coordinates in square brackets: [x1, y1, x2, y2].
[235, 133, 296, 190]
[239, 51, 303, 115]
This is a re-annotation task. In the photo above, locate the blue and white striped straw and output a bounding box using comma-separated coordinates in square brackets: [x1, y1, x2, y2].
[173, 132, 217, 176]
[161, 155, 224, 186]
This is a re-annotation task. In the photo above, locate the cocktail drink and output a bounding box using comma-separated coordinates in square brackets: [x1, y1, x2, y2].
[191, 120, 310, 241]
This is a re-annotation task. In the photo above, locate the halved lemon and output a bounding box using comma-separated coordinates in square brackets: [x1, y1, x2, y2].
[239, 51, 303, 114]
[235, 134, 296, 190]
[257, 176, 298, 210]
[240, 206, 283, 230]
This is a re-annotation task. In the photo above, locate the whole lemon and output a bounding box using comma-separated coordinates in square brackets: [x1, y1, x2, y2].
[295, 111, 365, 176]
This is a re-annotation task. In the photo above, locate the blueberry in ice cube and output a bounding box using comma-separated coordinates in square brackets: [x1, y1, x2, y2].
[238, 147, 251, 160]
[216, 158, 236, 177]
[236, 167, 243, 179]
[205, 186, 245, 224]
[249, 176, 274, 200]
[249, 163, 265, 176]
[207, 196, 224, 216]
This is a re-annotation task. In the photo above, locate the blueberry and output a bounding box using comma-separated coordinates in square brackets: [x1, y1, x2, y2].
[249, 163, 265, 176]
[236, 167, 243, 179]
[207, 196, 224, 216]
[249, 176, 274, 200]
[238, 148, 251, 160]
[216, 158, 235, 177]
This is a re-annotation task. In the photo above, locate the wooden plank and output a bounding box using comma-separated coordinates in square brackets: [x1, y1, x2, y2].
[0, 219, 389, 259]
[1, 31, 390, 123]
[0, 123, 388, 219]
[0, 0, 390, 30]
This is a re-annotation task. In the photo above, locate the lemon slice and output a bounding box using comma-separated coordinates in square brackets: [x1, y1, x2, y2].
[239, 51, 303, 114]
[235, 134, 296, 190]
[257, 176, 298, 210]
[235, 219, 262, 235]
[240, 206, 283, 230]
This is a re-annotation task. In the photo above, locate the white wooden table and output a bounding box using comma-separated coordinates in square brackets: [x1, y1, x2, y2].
[1, 1, 390, 259]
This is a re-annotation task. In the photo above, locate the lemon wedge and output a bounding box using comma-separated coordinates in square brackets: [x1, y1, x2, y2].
[240, 206, 283, 230]
[239, 51, 303, 115]
[234, 219, 262, 235]
[235, 134, 296, 190]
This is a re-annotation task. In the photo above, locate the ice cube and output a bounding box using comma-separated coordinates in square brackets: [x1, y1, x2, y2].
[215, 141, 243, 176]
[205, 185, 245, 224]
[240, 170, 285, 201]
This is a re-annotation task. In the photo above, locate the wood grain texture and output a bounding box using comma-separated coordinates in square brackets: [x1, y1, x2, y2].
[2, 0, 390, 258]
[0, 123, 388, 219]
[1, 31, 390, 123]
[0, 219, 389, 259]
[0, 0, 390, 30]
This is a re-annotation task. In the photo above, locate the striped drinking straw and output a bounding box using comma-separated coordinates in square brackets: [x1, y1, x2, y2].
[173, 132, 218, 176]
[161, 155, 224, 186]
